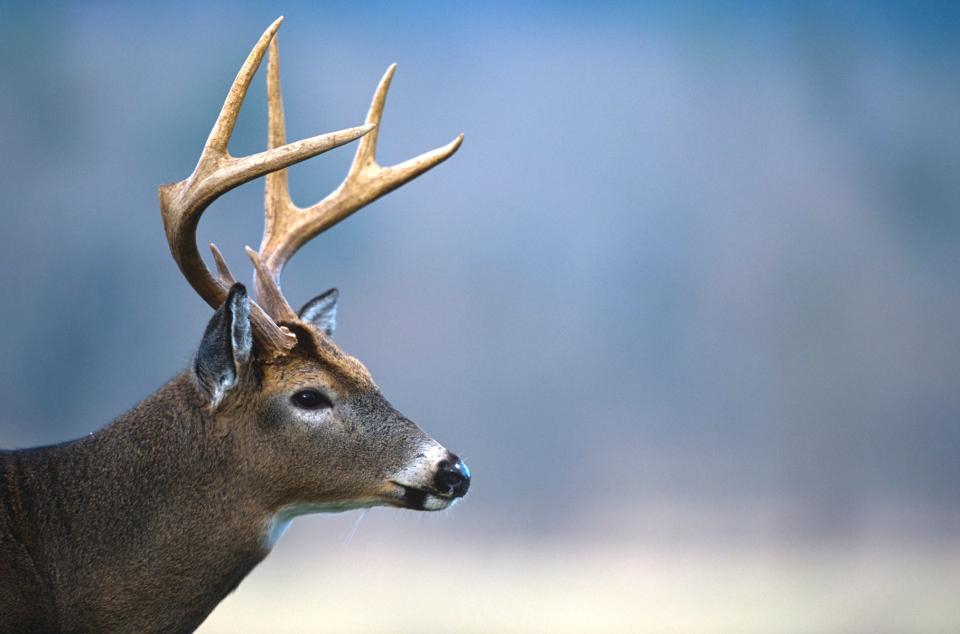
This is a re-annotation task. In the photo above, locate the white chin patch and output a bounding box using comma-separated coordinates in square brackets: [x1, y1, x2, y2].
[423, 494, 457, 511]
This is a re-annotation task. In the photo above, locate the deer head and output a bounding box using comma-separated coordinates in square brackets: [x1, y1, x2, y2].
[158, 17, 469, 529]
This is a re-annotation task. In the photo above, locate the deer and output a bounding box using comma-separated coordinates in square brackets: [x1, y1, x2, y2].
[0, 17, 469, 633]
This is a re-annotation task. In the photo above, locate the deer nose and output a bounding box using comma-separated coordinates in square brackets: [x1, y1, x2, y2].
[434, 455, 471, 498]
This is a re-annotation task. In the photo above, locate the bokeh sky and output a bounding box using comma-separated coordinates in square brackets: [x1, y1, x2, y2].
[1, 2, 959, 631]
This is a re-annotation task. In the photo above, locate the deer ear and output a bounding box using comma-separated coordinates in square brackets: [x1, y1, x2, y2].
[195, 283, 253, 405]
[298, 288, 338, 337]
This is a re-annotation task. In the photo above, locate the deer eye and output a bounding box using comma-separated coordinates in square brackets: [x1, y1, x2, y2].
[291, 389, 333, 410]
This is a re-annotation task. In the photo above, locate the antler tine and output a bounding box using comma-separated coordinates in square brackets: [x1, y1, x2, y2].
[158, 18, 375, 355]
[346, 64, 466, 184]
[265, 36, 291, 221]
[254, 57, 464, 300]
[209, 243, 239, 287]
[253, 35, 299, 322]
[202, 17, 283, 157]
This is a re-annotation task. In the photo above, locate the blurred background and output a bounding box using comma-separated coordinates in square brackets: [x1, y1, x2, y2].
[1, 1, 959, 632]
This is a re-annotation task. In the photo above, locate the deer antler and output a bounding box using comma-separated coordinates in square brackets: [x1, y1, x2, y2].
[159, 17, 463, 354]
[158, 18, 374, 354]
[250, 36, 464, 320]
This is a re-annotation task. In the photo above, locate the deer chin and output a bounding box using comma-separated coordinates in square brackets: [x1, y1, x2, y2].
[263, 479, 457, 549]
[263, 499, 383, 549]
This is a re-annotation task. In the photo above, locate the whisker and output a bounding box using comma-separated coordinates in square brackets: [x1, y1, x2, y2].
[344, 509, 368, 546]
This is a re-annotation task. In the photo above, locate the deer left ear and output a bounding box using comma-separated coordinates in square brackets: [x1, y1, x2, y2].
[298, 288, 339, 337]
[195, 283, 253, 405]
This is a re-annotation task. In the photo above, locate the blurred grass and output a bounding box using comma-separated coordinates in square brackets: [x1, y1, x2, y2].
[200, 525, 960, 633]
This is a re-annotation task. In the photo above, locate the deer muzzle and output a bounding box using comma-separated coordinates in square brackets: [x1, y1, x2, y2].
[389, 443, 471, 511]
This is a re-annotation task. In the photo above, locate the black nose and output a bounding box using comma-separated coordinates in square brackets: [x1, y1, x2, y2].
[434, 455, 471, 498]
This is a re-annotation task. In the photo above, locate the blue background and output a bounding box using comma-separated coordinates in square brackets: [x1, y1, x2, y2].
[2, 2, 959, 631]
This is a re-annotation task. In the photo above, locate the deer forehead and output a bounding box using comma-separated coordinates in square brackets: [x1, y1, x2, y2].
[263, 331, 376, 396]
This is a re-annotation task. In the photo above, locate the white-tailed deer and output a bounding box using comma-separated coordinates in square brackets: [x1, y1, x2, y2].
[0, 18, 469, 633]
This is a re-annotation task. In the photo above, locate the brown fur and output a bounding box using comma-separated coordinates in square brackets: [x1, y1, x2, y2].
[0, 321, 441, 633]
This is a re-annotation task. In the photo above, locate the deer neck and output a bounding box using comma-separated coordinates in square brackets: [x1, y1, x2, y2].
[16, 371, 276, 632]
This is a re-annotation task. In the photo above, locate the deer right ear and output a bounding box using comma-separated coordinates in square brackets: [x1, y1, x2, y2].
[195, 283, 253, 405]
[299, 288, 338, 337]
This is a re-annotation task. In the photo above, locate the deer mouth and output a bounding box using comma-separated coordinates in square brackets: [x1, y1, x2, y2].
[388, 482, 458, 511]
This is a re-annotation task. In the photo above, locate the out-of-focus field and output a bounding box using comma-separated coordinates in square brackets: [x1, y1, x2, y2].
[3, 4, 959, 632]
[199, 515, 960, 634]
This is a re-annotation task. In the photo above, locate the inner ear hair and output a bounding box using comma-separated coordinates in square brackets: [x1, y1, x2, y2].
[298, 288, 338, 337]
